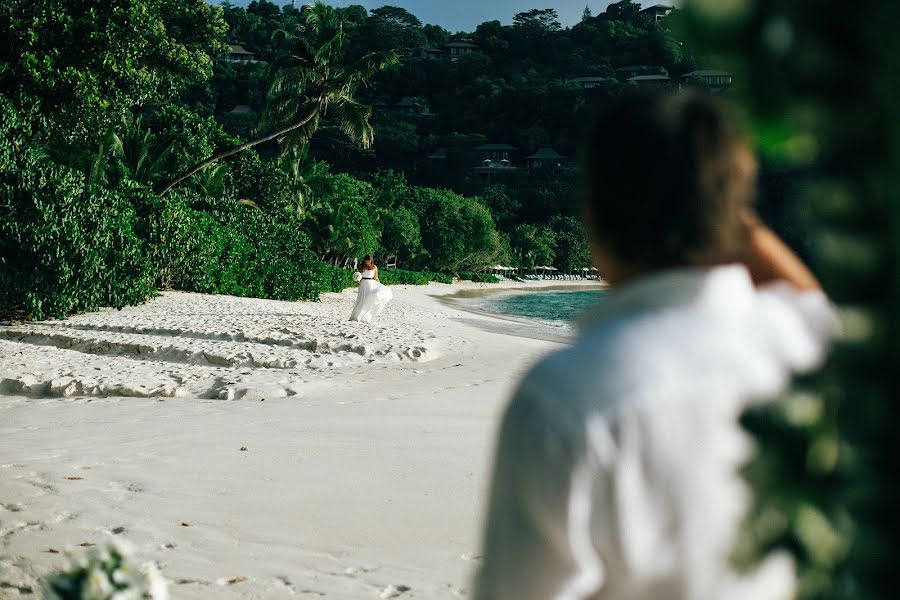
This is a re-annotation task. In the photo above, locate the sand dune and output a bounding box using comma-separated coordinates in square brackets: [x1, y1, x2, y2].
[0, 281, 578, 598]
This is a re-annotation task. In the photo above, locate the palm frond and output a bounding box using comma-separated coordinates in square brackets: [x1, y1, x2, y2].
[279, 111, 321, 150]
[87, 128, 121, 187]
[238, 198, 262, 211]
[267, 66, 317, 100]
[332, 97, 374, 148]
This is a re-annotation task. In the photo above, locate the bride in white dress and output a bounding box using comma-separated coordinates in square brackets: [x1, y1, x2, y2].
[350, 255, 393, 323]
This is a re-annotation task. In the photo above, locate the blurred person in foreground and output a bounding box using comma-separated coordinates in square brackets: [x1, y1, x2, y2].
[473, 90, 838, 600]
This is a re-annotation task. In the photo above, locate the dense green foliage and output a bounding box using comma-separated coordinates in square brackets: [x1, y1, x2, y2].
[4, 0, 673, 320]
[202, 1, 670, 274]
[0, 98, 155, 320]
[137, 191, 323, 300]
[681, 1, 899, 598]
[0, 0, 228, 150]
[378, 268, 452, 286]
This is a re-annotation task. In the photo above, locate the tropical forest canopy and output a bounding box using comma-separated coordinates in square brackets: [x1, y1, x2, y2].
[0, 0, 693, 320]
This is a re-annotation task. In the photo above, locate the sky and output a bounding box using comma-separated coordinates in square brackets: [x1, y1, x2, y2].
[223, 1, 676, 33]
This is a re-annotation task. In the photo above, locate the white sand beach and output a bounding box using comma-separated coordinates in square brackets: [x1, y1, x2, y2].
[0, 280, 595, 598]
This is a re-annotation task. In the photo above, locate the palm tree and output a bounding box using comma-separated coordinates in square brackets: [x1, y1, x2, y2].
[304, 198, 356, 264]
[156, 2, 397, 196]
[279, 145, 319, 217]
[88, 116, 173, 187]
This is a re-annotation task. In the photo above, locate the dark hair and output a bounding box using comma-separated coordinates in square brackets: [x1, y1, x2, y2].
[359, 255, 375, 271]
[581, 89, 756, 269]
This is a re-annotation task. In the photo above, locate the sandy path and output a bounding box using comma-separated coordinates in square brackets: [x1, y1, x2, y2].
[0, 282, 577, 598]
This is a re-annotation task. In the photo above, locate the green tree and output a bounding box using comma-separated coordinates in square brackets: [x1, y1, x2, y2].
[0, 0, 227, 149]
[378, 206, 422, 267]
[100, 117, 175, 188]
[478, 184, 521, 231]
[603, 0, 642, 25]
[365, 6, 428, 57]
[510, 223, 556, 268]
[278, 145, 320, 218]
[413, 187, 500, 271]
[423, 24, 451, 48]
[304, 172, 378, 265]
[549, 215, 591, 273]
[512, 8, 562, 36]
[157, 1, 398, 195]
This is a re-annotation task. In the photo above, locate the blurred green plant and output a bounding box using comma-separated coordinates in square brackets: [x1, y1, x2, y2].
[43, 540, 166, 600]
[679, 1, 899, 598]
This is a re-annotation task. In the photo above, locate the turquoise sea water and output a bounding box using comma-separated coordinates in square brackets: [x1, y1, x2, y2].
[477, 289, 606, 328]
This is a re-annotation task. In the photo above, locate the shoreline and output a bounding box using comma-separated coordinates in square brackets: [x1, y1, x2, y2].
[433, 280, 605, 345]
[0, 281, 570, 598]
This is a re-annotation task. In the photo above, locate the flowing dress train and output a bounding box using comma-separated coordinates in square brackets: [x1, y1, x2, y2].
[350, 269, 393, 323]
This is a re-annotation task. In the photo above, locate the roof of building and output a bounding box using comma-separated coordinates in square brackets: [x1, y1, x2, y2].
[444, 42, 478, 49]
[615, 65, 646, 72]
[628, 75, 671, 81]
[228, 45, 254, 55]
[640, 4, 674, 12]
[477, 143, 517, 151]
[227, 104, 256, 114]
[427, 148, 448, 159]
[526, 147, 567, 160]
[394, 96, 419, 107]
[422, 47, 444, 53]
[571, 76, 613, 83]
[682, 70, 732, 78]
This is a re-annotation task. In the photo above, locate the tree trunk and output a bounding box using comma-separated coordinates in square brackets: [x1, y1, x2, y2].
[156, 107, 319, 196]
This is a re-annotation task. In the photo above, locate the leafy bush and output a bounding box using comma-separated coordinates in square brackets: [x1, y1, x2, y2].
[378, 268, 452, 286]
[378, 205, 423, 267]
[136, 191, 323, 301]
[412, 187, 503, 271]
[315, 263, 356, 293]
[0, 113, 156, 320]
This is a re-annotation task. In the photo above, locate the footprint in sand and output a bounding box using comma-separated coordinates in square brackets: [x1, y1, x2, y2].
[379, 584, 411, 598]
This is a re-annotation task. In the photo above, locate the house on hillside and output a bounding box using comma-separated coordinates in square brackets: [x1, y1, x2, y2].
[226, 105, 256, 115]
[420, 48, 445, 61]
[477, 143, 516, 161]
[525, 148, 569, 173]
[640, 4, 674, 24]
[222, 45, 256, 63]
[443, 42, 479, 61]
[473, 144, 519, 177]
[570, 76, 614, 89]
[681, 70, 733, 94]
[628, 74, 672, 88]
[615, 65, 649, 80]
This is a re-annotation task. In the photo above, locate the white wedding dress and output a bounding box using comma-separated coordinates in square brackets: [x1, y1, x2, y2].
[349, 269, 393, 323]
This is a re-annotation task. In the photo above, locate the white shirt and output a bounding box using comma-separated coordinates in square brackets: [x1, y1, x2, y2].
[473, 265, 837, 600]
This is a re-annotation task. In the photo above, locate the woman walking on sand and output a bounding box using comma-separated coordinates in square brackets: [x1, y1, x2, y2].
[350, 255, 393, 323]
